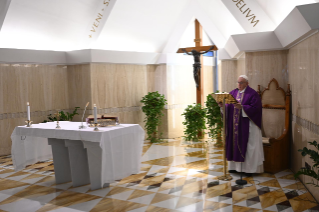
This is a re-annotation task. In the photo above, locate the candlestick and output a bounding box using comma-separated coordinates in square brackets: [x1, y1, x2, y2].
[94, 104, 97, 123]
[93, 123, 99, 131]
[56, 121, 61, 129]
[25, 120, 33, 127]
[27, 102, 30, 120]
[54, 112, 61, 129]
[79, 102, 89, 129]
[25, 102, 32, 127]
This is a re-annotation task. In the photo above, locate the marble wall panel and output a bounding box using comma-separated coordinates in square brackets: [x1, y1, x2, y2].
[246, 50, 288, 91]
[288, 33, 319, 125]
[166, 64, 196, 105]
[88, 63, 164, 133]
[146, 65, 157, 93]
[218, 63, 222, 92]
[152, 64, 167, 97]
[203, 65, 214, 103]
[220, 60, 237, 92]
[0, 64, 69, 114]
[90, 63, 157, 108]
[0, 64, 70, 155]
[288, 32, 319, 201]
[67, 64, 92, 122]
[237, 53, 246, 77]
[67, 64, 91, 111]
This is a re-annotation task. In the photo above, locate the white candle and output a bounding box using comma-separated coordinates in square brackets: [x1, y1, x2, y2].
[27, 102, 30, 120]
[94, 104, 97, 123]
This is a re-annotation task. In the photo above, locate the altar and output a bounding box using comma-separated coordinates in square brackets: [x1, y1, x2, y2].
[11, 122, 144, 190]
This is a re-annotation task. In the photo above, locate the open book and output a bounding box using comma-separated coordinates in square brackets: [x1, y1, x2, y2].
[210, 93, 238, 104]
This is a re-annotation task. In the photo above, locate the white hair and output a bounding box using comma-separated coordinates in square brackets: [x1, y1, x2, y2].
[238, 75, 249, 82]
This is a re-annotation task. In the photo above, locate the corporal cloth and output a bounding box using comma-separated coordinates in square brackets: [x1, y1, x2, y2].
[225, 86, 264, 173]
[11, 122, 144, 183]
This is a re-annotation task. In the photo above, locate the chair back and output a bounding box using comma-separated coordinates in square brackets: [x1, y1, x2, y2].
[258, 79, 288, 139]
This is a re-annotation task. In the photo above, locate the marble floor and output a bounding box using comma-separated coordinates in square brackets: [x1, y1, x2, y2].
[0, 138, 318, 212]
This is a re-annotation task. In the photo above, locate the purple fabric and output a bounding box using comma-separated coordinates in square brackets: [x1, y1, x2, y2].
[225, 86, 262, 162]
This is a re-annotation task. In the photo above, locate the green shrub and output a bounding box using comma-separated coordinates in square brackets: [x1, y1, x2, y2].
[206, 93, 223, 141]
[43, 107, 80, 122]
[182, 104, 206, 142]
[295, 140, 319, 187]
[141, 91, 167, 143]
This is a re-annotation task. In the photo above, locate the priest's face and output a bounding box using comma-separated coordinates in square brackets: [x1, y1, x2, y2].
[237, 77, 248, 91]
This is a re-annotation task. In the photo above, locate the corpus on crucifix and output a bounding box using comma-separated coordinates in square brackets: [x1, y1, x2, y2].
[181, 46, 214, 88]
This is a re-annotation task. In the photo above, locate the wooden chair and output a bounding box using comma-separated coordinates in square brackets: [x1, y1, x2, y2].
[257, 78, 291, 174]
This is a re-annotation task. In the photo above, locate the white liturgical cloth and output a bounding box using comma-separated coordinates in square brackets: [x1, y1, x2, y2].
[11, 122, 144, 183]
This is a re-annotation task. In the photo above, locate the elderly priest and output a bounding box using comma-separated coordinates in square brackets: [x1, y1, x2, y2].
[219, 75, 264, 176]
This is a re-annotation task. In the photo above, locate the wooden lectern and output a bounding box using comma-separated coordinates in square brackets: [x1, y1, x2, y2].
[210, 93, 237, 181]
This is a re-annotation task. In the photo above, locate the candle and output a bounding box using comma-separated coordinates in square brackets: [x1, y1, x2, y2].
[27, 102, 30, 120]
[94, 104, 97, 123]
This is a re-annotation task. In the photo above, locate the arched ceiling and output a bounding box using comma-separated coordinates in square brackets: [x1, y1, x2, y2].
[0, 0, 317, 52]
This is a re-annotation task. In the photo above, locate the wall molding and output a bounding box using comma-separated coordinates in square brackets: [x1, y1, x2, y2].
[292, 114, 319, 135]
[0, 49, 216, 66]
[0, 104, 190, 120]
[0, 109, 70, 120]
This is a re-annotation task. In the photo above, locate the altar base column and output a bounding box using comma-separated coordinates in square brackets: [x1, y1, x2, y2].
[48, 138, 72, 184]
[64, 140, 91, 187]
[82, 141, 109, 190]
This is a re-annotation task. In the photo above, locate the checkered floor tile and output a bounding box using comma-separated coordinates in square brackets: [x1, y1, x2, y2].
[0, 138, 318, 212]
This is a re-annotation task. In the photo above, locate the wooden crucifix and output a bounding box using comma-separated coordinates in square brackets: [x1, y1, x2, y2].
[176, 20, 218, 105]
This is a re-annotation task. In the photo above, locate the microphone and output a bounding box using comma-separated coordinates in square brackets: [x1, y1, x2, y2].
[79, 102, 90, 129]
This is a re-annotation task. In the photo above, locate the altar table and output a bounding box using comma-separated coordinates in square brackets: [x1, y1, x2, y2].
[11, 122, 144, 190]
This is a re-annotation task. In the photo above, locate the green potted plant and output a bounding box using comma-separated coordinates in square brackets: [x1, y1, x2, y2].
[294, 140, 319, 187]
[141, 91, 167, 143]
[182, 103, 206, 142]
[43, 107, 80, 122]
[206, 93, 223, 146]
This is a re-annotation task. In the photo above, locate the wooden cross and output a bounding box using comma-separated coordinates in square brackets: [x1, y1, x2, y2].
[176, 20, 218, 105]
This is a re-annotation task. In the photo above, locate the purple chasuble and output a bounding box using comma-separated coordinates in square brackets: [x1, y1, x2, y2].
[225, 86, 262, 162]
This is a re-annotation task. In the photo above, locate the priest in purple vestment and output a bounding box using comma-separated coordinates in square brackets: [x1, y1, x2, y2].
[219, 75, 264, 176]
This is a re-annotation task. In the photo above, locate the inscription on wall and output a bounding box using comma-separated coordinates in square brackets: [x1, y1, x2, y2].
[232, 0, 259, 27]
[88, 0, 112, 39]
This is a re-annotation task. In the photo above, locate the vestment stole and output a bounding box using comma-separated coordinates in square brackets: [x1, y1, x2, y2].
[232, 91, 245, 159]
[225, 89, 250, 163]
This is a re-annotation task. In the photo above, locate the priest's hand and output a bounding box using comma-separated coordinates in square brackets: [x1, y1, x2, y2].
[234, 103, 242, 109]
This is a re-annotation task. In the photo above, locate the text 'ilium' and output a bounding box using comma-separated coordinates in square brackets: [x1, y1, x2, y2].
[232, 0, 259, 27]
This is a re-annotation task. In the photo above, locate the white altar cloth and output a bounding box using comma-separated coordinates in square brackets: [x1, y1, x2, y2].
[11, 122, 144, 184]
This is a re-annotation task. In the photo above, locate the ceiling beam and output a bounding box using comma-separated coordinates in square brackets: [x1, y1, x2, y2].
[0, 0, 11, 32]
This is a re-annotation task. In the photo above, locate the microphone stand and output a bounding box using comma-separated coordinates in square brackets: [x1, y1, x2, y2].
[236, 162, 247, 185]
[79, 102, 89, 129]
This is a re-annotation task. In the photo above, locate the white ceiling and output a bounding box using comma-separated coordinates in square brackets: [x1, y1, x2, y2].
[256, 0, 315, 25]
[0, 0, 317, 52]
[92, 0, 190, 52]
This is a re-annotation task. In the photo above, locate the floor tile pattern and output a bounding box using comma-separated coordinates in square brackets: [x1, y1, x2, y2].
[0, 139, 318, 212]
